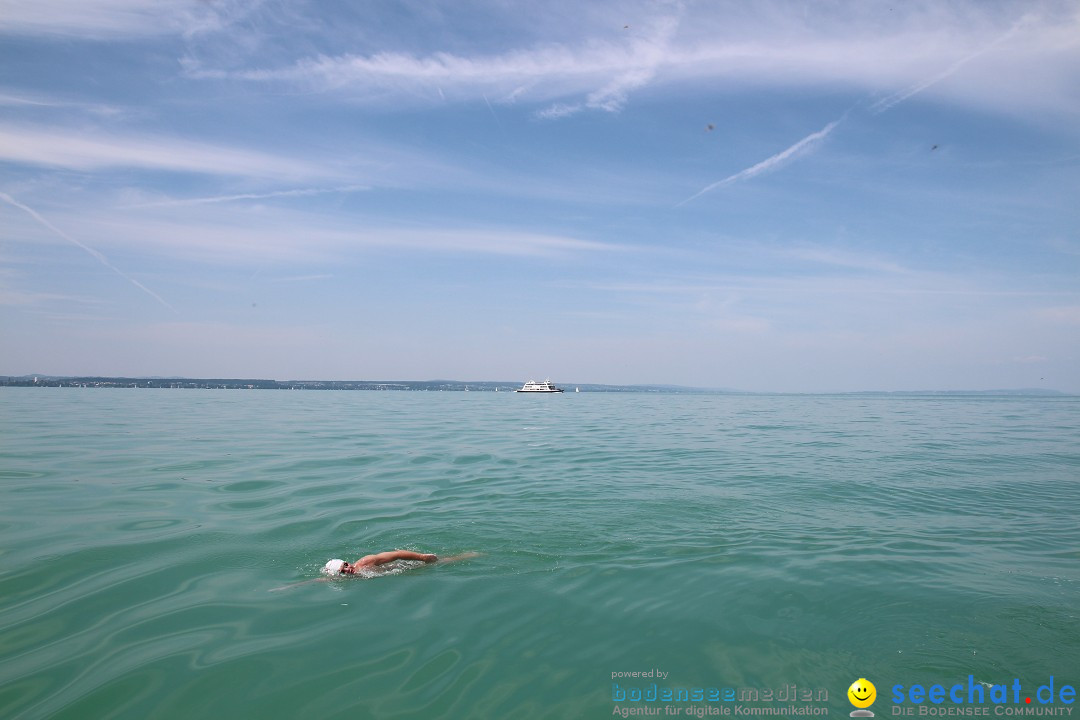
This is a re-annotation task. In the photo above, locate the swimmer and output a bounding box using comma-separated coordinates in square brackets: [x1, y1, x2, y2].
[271, 550, 480, 591]
[324, 550, 437, 575]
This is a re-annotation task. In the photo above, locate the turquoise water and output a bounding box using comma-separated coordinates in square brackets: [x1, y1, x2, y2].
[1, 389, 1078, 719]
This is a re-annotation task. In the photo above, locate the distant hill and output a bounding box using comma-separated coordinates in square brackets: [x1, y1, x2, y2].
[843, 388, 1069, 397]
[0, 376, 730, 392]
[1, 376, 1072, 395]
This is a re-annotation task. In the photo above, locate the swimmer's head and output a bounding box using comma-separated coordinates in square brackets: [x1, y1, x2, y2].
[323, 559, 345, 576]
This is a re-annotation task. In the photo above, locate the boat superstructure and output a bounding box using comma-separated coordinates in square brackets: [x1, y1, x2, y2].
[515, 379, 564, 393]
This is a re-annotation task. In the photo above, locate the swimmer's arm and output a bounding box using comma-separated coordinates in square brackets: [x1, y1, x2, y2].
[360, 550, 438, 566]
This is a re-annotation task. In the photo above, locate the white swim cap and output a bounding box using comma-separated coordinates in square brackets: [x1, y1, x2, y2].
[323, 559, 345, 575]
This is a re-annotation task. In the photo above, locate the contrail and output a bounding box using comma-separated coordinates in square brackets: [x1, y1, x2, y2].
[0, 191, 177, 313]
[678, 17, 1030, 207]
[677, 119, 841, 206]
[127, 184, 369, 208]
[482, 94, 504, 131]
[869, 16, 1031, 114]
[869, 51, 985, 115]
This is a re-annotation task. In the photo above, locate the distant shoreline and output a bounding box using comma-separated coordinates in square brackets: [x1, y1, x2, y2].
[0, 376, 1070, 396]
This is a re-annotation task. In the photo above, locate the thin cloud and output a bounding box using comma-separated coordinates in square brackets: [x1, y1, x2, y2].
[0, 91, 124, 117]
[191, 5, 1079, 121]
[214, 13, 681, 118]
[0, 0, 249, 39]
[677, 119, 841, 205]
[38, 207, 627, 265]
[0, 288, 104, 308]
[535, 64, 659, 118]
[536, 102, 583, 120]
[125, 185, 370, 208]
[0, 124, 334, 180]
[225, 45, 618, 91]
[780, 245, 910, 275]
[268, 274, 334, 283]
[0, 191, 177, 313]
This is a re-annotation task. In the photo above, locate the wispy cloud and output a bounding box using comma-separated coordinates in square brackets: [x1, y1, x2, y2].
[540, 14, 678, 118]
[534, 64, 661, 119]
[189, 4, 1079, 121]
[0, 91, 127, 117]
[21, 205, 626, 265]
[0, 0, 252, 39]
[0, 288, 104, 308]
[124, 185, 370, 208]
[0, 191, 176, 312]
[535, 102, 584, 121]
[0, 124, 335, 180]
[268, 274, 334, 283]
[778, 245, 910, 275]
[220, 43, 654, 116]
[198, 11, 683, 118]
[677, 119, 841, 205]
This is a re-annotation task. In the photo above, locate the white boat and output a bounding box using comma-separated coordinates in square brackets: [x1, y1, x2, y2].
[516, 379, 564, 393]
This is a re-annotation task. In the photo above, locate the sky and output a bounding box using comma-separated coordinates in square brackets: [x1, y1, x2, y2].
[1, 0, 1079, 392]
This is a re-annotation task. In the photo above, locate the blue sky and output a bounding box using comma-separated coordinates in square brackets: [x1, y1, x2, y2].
[2, 0, 1078, 391]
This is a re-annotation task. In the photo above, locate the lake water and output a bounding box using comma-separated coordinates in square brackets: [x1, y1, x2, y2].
[1, 389, 1078, 719]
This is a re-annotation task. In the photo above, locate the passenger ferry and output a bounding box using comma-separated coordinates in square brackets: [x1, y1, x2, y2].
[515, 379, 564, 393]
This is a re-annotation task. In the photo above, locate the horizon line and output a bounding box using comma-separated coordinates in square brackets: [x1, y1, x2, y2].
[0, 375, 1071, 396]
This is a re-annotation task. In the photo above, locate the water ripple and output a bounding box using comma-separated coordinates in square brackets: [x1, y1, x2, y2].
[1, 390, 1078, 718]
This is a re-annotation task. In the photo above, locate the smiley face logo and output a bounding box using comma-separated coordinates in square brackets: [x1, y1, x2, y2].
[848, 678, 877, 709]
